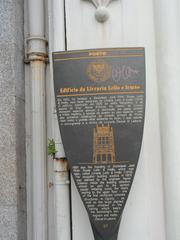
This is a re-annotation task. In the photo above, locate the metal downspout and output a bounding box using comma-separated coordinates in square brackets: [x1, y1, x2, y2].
[27, 0, 48, 239]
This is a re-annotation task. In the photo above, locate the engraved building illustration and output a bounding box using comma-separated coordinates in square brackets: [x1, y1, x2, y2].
[93, 125, 116, 164]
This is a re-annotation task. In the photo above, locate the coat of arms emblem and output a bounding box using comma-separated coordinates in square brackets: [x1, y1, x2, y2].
[87, 61, 112, 82]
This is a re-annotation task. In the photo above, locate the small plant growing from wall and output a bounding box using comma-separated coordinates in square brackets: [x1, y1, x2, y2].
[48, 139, 57, 159]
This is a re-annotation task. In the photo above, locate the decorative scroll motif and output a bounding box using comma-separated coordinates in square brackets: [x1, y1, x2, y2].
[82, 0, 118, 22]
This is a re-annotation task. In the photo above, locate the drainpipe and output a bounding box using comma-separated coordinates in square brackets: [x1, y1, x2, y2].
[53, 156, 71, 240]
[26, 0, 48, 239]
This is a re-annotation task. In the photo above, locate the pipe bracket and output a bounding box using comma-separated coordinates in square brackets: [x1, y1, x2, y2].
[25, 36, 48, 63]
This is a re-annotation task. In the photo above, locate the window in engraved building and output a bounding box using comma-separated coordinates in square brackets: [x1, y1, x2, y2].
[97, 136, 110, 145]
[103, 137, 106, 145]
[97, 154, 101, 163]
[108, 154, 112, 162]
[102, 154, 106, 162]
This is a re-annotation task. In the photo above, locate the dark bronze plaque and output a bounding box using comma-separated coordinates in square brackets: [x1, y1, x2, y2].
[53, 48, 146, 240]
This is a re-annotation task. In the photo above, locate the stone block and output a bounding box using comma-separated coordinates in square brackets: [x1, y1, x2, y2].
[0, 206, 18, 240]
[0, 0, 24, 50]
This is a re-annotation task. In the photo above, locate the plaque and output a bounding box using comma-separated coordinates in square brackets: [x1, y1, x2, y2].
[53, 48, 146, 240]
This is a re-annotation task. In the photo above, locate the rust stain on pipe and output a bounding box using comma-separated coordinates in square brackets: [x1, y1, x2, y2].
[54, 158, 70, 179]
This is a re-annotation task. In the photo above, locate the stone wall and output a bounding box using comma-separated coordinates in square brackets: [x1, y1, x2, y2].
[0, 0, 26, 239]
